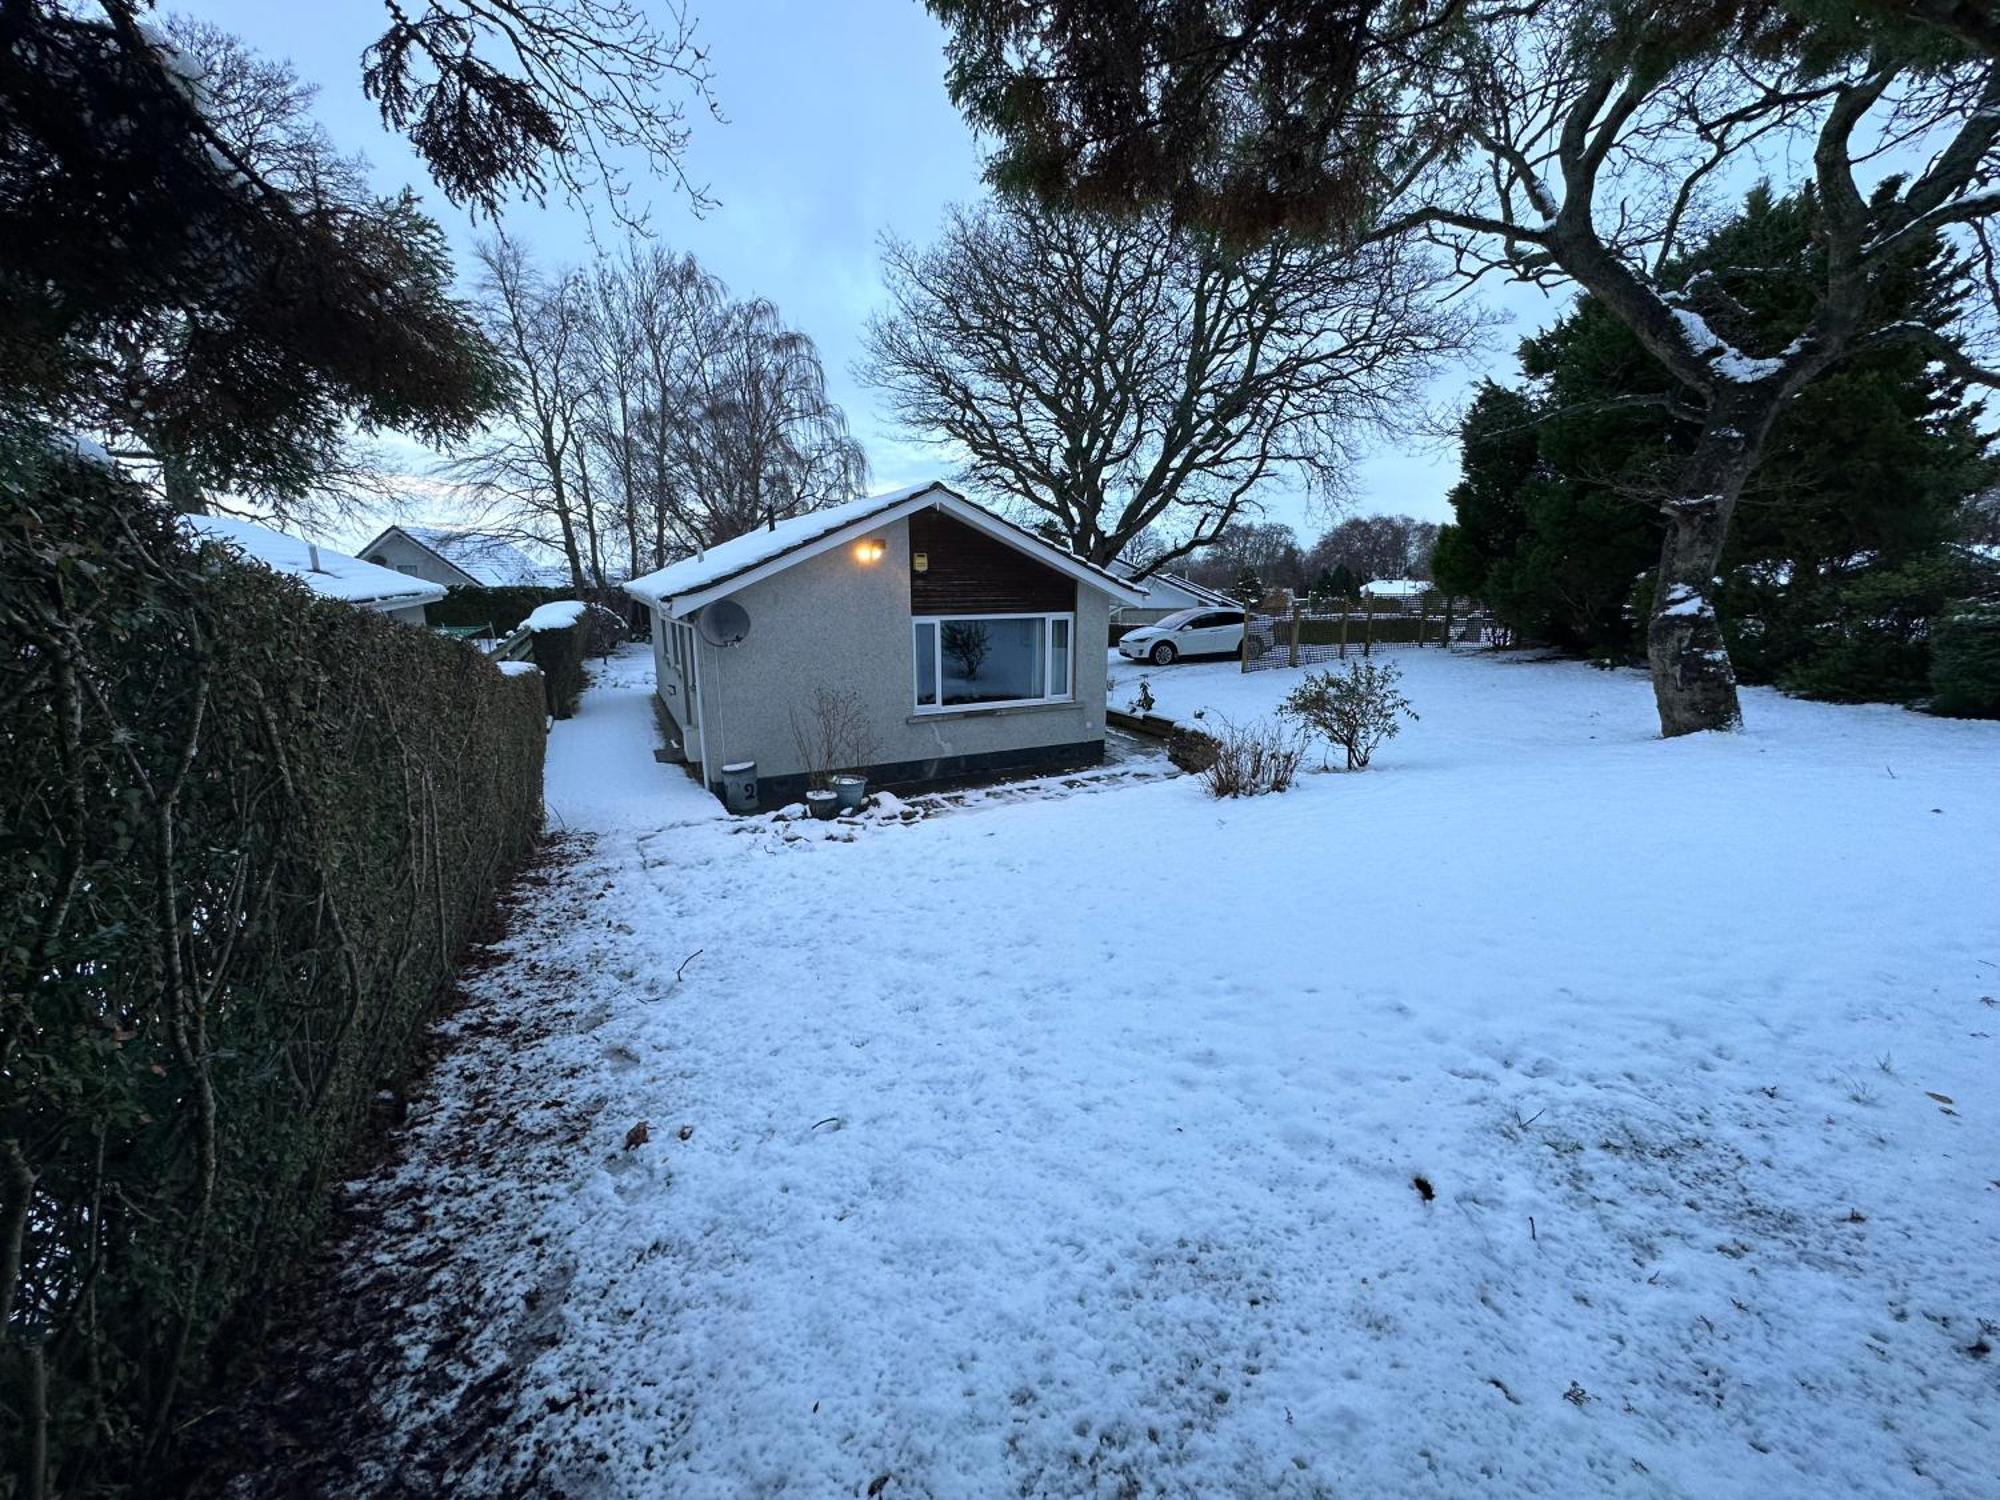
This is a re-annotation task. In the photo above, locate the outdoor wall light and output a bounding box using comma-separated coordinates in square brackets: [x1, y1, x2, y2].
[912, 551, 929, 572]
[854, 538, 887, 565]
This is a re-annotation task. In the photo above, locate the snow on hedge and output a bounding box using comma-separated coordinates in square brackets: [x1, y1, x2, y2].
[523, 599, 588, 633]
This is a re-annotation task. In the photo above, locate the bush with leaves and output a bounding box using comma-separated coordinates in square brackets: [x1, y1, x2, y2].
[1280, 660, 1418, 770]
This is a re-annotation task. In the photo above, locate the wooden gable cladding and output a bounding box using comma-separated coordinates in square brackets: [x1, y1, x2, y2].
[908, 508, 1076, 615]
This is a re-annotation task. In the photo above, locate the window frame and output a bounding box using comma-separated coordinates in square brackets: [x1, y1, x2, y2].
[912, 610, 1076, 714]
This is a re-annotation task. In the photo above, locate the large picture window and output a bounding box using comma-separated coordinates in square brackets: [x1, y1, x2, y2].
[914, 613, 1074, 712]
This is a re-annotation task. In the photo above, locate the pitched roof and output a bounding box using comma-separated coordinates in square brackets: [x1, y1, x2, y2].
[1110, 562, 1238, 609]
[186, 515, 445, 611]
[367, 524, 556, 586]
[623, 482, 1148, 614]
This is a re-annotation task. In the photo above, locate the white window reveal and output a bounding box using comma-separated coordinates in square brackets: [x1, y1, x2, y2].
[913, 613, 1074, 712]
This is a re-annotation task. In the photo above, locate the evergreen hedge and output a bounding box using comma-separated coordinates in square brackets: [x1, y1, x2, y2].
[423, 583, 572, 636]
[1930, 601, 2000, 718]
[530, 622, 587, 719]
[0, 438, 547, 1496]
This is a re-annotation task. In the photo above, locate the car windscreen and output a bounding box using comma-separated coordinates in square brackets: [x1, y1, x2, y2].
[1155, 609, 1204, 629]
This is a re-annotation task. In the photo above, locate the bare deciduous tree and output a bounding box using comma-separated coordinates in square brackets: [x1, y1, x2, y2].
[927, 0, 2000, 734]
[451, 236, 866, 582]
[860, 198, 1474, 571]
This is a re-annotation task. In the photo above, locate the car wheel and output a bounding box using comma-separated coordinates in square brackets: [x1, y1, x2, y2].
[1149, 640, 1178, 666]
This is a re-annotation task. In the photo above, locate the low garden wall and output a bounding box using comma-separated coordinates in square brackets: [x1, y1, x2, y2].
[0, 438, 547, 1496]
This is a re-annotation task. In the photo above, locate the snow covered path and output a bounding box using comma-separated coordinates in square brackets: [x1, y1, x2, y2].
[320, 648, 1998, 1499]
[543, 645, 720, 835]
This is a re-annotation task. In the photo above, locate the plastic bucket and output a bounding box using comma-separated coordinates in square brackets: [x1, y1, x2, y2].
[721, 760, 758, 814]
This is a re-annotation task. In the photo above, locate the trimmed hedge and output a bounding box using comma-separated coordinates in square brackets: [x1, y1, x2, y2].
[530, 622, 587, 719]
[427, 584, 647, 640]
[423, 583, 572, 636]
[1295, 615, 1448, 647]
[1, 437, 547, 1496]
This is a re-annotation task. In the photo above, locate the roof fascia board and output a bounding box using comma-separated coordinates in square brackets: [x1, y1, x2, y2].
[649, 485, 954, 617]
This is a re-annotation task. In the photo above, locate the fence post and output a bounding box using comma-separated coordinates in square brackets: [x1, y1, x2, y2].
[1364, 593, 1375, 657]
[1240, 605, 1251, 673]
[1340, 602, 1349, 659]
[1289, 601, 1301, 667]
[1416, 593, 1427, 648]
[1443, 594, 1455, 649]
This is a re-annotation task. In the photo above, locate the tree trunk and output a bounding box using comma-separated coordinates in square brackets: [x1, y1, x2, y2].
[161, 452, 204, 514]
[1645, 400, 1775, 736]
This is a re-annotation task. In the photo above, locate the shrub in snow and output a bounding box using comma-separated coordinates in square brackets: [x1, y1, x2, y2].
[1128, 676, 1156, 715]
[788, 685, 878, 789]
[1280, 659, 1418, 770]
[1167, 724, 1221, 774]
[1198, 716, 1304, 797]
[1929, 601, 2000, 718]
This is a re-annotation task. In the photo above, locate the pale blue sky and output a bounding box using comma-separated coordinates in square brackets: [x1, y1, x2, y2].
[178, 0, 1564, 541]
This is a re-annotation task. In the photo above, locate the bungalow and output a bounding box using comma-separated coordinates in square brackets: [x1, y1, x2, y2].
[1107, 562, 1241, 626]
[623, 482, 1148, 810]
[186, 515, 444, 624]
[357, 523, 558, 589]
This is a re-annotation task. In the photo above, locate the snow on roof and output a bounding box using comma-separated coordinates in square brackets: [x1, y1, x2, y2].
[1362, 577, 1434, 598]
[623, 483, 1146, 612]
[626, 485, 940, 606]
[524, 599, 588, 633]
[1132, 571, 1238, 608]
[391, 524, 553, 586]
[186, 515, 446, 611]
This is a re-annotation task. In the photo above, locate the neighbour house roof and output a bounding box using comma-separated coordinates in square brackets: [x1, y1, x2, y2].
[186, 515, 446, 612]
[363, 523, 557, 587]
[622, 482, 1150, 616]
[1109, 561, 1239, 610]
[1362, 577, 1434, 599]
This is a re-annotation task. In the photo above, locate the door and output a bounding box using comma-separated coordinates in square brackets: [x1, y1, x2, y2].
[1187, 610, 1242, 655]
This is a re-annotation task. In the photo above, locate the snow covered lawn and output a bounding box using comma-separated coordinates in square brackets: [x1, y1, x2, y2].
[331, 645, 1997, 1498]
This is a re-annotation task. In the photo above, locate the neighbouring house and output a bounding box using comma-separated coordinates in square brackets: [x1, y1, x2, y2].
[623, 481, 1149, 809]
[357, 523, 561, 590]
[186, 514, 444, 625]
[1107, 562, 1242, 627]
[1362, 577, 1435, 611]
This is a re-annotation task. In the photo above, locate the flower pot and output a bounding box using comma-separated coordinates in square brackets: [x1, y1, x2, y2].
[806, 789, 838, 820]
[829, 774, 868, 812]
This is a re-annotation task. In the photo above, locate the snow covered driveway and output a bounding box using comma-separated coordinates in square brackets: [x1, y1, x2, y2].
[332, 646, 1998, 1498]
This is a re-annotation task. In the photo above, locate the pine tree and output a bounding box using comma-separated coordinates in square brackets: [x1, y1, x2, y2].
[1440, 186, 1996, 691]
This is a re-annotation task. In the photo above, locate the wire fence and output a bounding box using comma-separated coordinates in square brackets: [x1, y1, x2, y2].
[1241, 598, 1493, 672]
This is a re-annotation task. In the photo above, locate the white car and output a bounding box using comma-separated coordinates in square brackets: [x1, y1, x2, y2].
[1117, 607, 1273, 666]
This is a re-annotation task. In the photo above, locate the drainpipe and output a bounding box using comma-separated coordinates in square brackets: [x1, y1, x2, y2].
[689, 620, 713, 793]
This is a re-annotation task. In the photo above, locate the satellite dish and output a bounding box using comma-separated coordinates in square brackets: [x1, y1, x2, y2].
[696, 597, 751, 647]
